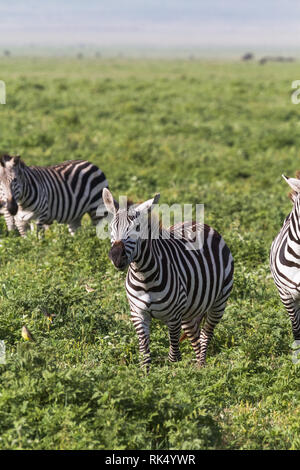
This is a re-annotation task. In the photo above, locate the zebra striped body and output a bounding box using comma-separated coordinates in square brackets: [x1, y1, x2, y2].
[0, 155, 108, 236]
[103, 189, 234, 370]
[270, 178, 300, 340]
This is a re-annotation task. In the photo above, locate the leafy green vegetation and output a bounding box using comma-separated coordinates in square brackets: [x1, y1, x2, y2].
[0, 58, 299, 449]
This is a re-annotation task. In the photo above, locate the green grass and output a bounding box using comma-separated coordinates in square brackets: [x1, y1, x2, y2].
[0, 57, 299, 450]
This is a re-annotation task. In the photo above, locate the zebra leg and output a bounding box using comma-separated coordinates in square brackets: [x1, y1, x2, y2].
[167, 319, 182, 362]
[279, 294, 300, 340]
[198, 319, 216, 367]
[36, 221, 47, 238]
[68, 218, 82, 236]
[131, 312, 151, 372]
[3, 210, 16, 231]
[197, 278, 233, 366]
[198, 300, 228, 367]
[14, 218, 29, 237]
[182, 316, 202, 363]
[31, 222, 49, 233]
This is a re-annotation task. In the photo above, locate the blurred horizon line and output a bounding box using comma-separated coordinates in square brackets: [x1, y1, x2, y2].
[1, 45, 300, 60]
[1, 41, 300, 57]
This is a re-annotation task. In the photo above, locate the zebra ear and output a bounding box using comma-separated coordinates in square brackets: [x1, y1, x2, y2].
[102, 188, 119, 214]
[0, 154, 12, 167]
[282, 175, 300, 193]
[134, 193, 160, 213]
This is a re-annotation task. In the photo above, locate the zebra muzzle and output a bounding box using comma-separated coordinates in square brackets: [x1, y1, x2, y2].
[109, 241, 128, 270]
[6, 198, 18, 216]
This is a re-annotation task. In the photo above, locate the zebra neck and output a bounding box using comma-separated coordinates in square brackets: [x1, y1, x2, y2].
[18, 167, 41, 207]
[18, 167, 31, 204]
[130, 239, 160, 281]
[286, 201, 300, 257]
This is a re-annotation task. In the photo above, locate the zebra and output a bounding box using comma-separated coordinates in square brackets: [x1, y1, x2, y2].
[0, 154, 109, 236]
[270, 174, 300, 342]
[103, 188, 234, 370]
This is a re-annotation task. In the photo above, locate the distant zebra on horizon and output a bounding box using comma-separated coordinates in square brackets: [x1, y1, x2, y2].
[270, 174, 300, 341]
[0, 155, 108, 236]
[103, 188, 234, 370]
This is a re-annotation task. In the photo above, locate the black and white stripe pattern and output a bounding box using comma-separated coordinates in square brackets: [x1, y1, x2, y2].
[0, 155, 108, 236]
[270, 175, 300, 341]
[0, 200, 16, 231]
[103, 189, 234, 370]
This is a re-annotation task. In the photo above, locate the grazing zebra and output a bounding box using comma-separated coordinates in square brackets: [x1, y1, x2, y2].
[270, 174, 300, 341]
[103, 188, 234, 370]
[0, 154, 108, 236]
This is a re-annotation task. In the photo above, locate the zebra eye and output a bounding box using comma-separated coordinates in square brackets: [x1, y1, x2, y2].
[135, 224, 140, 232]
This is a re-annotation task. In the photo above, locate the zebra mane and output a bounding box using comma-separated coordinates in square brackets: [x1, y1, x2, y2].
[146, 212, 202, 240]
[146, 211, 207, 239]
[147, 211, 166, 238]
[288, 170, 300, 202]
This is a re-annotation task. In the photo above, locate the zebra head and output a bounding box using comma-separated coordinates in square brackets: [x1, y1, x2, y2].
[103, 188, 160, 270]
[0, 154, 23, 216]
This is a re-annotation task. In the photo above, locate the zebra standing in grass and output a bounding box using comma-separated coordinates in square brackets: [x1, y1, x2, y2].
[0, 154, 108, 236]
[270, 174, 300, 341]
[103, 188, 234, 370]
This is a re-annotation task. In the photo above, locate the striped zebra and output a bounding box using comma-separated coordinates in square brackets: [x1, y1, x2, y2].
[0, 154, 108, 236]
[270, 174, 300, 341]
[103, 188, 234, 370]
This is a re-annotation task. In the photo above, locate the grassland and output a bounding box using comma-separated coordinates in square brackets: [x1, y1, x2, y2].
[0, 57, 299, 450]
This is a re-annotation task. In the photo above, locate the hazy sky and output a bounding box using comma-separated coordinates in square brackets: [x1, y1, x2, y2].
[0, 0, 299, 49]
